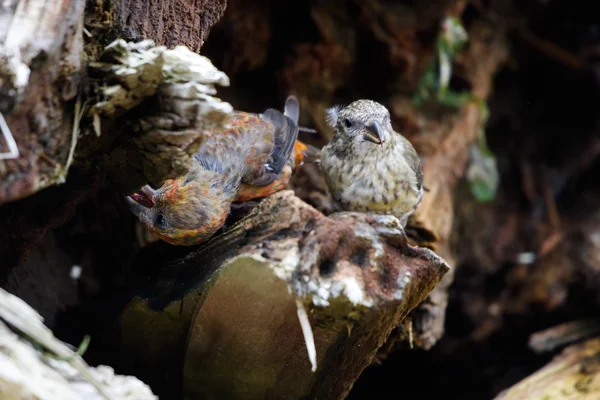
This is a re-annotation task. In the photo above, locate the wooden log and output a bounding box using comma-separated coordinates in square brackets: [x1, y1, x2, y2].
[0, 287, 157, 399]
[494, 337, 600, 400]
[117, 191, 450, 399]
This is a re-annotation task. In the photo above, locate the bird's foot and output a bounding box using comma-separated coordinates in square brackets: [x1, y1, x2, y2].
[327, 212, 419, 257]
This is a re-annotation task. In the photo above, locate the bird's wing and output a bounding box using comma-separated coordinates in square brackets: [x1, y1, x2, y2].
[234, 138, 319, 203]
[236, 96, 300, 189]
[195, 97, 304, 202]
[232, 96, 304, 202]
[258, 95, 300, 176]
[403, 140, 424, 190]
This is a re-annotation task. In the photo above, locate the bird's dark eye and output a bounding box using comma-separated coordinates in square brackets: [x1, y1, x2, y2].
[343, 118, 353, 128]
[155, 213, 166, 226]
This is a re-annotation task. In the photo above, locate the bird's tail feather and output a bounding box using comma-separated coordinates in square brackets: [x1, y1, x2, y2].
[260, 95, 300, 175]
[283, 95, 300, 126]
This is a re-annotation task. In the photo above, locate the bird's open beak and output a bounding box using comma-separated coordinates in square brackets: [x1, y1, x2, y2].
[126, 185, 157, 215]
[364, 121, 385, 145]
[141, 184, 158, 200]
[126, 196, 145, 218]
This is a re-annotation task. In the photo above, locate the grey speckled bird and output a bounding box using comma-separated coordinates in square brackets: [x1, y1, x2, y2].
[320, 99, 424, 227]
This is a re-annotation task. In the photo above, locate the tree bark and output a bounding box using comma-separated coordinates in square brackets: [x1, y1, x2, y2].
[111, 0, 227, 50]
[0, 0, 229, 207]
[0, 0, 85, 206]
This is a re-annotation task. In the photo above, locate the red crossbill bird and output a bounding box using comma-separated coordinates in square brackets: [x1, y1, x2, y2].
[320, 99, 424, 228]
[127, 95, 318, 246]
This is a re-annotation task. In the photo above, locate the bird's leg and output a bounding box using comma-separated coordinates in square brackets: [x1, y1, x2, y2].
[370, 214, 421, 258]
[327, 211, 369, 221]
[376, 222, 415, 256]
[325, 212, 421, 260]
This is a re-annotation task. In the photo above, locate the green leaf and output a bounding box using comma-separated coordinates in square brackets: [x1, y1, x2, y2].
[466, 143, 499, 203]
[469, 178, 498, 203]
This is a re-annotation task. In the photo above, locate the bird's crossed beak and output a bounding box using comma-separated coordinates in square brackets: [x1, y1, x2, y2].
[126, 185, 157, 217]
[363, 121, 386, 145]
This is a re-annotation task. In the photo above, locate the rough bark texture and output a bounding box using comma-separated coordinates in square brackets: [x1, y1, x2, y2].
[0, 0, 229, 208]
[112, 0, 227, 50]
[117, 191, 450, 399]
[0, 0, 85, 206]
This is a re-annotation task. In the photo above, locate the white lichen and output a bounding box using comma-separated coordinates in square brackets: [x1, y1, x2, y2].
[330, 276, 373, 307]
[267, 239, 301, 282]
[393, 271, 412, 301]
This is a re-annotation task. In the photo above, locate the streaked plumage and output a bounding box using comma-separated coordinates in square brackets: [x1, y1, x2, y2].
[320, 99, 423, 227]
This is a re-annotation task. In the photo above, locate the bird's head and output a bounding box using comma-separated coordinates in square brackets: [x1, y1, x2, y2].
[325, 99, 393, 148]
[126, 176, 229, 246]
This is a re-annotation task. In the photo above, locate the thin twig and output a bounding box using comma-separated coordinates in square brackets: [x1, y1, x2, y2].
[68, 92, 85, 170]
[59, 91, 86, 183]
[39, 153, 58, 168]
[529, 319, 600, 353]
[542, 171, 561, 231]
[538, 231, 563, 259]
[518, 28, 583, 71]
